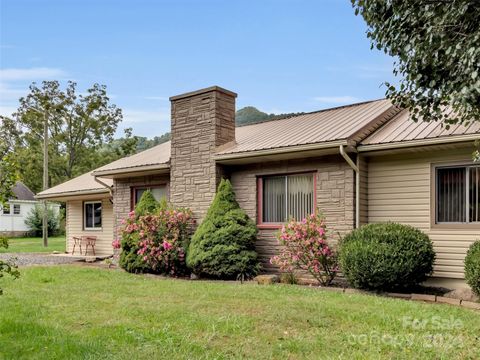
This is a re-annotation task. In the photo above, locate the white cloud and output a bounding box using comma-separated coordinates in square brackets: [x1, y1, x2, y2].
[0, 67, 67, 81]
[313, 96, 362, 104]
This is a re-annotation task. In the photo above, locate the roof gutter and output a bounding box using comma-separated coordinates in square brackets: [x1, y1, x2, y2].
[339, 145, 360, 229]
[215, 140, 350, 161]
[358, 134, 480, 152]
[94, 176, 113, 198]
[92, 163, 170, 177]
[35, 188, 109, 200]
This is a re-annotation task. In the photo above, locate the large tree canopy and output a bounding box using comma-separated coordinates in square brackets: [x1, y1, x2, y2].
[0, 81, 137, 193]
[352, 0, 480, 127]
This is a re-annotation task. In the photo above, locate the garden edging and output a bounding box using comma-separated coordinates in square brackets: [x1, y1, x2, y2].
[254, 275, 480, 311]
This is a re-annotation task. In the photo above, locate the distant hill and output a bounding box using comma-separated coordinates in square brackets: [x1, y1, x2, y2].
[235, 106, 304, 126]
[127, 106, 303, 153]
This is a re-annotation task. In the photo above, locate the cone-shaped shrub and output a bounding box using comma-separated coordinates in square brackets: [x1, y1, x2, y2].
[119, 191, 159, 273]
[187, 179, 260, 279]
[134, 190, 158, 217]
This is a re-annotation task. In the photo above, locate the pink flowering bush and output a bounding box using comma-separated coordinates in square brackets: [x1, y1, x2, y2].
[112, 239, 121, 249]
[119, 206, 195, 275]
[270, 213, 338, 286]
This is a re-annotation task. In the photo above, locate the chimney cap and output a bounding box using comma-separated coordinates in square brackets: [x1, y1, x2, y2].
[169, 86, 237, 101]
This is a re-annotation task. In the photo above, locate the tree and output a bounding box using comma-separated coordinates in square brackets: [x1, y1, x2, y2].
[0, 81, 134, 193]
[352, 0, 480, 127]
[0, 146, 17, 205]
[187, 179, 260, 279]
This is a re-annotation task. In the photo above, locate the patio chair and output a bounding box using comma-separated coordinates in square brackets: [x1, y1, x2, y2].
[83, 236, 97, 256]
[72, 236, 83, 255]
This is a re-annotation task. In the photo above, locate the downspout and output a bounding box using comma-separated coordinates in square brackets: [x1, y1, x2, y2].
[94, 176, 113, 200]
[339, 145, 360, 229]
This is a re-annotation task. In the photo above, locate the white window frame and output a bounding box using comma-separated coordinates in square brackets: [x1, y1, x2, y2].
[13, 204, 21, 215]
[435, 164, 480, 224]
[84, 201, 102, 230]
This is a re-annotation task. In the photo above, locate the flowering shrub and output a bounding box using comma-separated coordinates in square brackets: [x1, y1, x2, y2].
[270, 213, 338, 286]
[112, 239, 121, 249]
[120, 207, 195, 275]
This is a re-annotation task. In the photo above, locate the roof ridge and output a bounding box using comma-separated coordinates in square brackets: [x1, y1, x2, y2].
[237, 98, 387, 128]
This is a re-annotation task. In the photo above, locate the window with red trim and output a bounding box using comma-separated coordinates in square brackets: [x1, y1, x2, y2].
[132, 185, 167, 207]
[258, 173, 315, 224]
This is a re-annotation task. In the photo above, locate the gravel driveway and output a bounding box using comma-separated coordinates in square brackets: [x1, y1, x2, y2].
[0, 253, 84, 266]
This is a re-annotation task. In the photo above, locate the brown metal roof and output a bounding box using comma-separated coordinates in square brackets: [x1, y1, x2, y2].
[36, 171, 113, 199]
[217, 99, 396, 155]
[361, 109, 480, 146]
[93, 141, 171, 175]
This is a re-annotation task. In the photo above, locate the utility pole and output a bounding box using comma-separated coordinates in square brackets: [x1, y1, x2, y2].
[43, 110, 49, 247]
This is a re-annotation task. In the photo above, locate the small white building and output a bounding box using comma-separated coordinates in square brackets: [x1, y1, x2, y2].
[0, 182, 60, 237]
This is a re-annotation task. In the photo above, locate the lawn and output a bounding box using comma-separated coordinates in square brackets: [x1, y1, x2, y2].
[0, 236, 65, 253]
[0, 266, 479, 359]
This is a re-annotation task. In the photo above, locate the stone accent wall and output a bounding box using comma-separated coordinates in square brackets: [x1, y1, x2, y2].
[169, 87, 236, 221]
[228, 155, 355, 270]
[113, 174, 170, 236]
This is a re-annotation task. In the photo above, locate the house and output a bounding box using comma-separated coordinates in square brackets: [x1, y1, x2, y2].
[36, 86, 480, 288]
[0, 181, 60, 237]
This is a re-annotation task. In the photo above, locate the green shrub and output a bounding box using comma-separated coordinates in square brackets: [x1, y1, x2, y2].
[24, 204, 60, 237]
[339, 223, 435, 291]
[119, 191, 158, 273]
[465, 240, 480, 296]
[187, 179, 260, 279]
[134, 190, 158, 217]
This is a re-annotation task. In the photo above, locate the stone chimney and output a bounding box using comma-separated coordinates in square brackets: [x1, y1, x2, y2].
[169, 86, 237, 220]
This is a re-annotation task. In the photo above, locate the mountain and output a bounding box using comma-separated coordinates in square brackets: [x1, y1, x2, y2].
[235, 106, 304, 126]
[127, 106, 304, 153]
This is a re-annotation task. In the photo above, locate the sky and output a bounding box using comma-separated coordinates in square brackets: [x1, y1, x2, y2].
[0, 0, 396, 138]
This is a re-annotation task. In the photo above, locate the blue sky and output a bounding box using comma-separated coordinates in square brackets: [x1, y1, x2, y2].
[0, 0, 396, 137]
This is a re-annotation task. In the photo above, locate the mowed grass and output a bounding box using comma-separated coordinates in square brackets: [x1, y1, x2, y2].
[0, 236, 65, 253]
[1, 267, 479, 359]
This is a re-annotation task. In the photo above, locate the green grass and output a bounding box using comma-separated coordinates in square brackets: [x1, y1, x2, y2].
[0, 266, 479, 359]
[0, 236, 65, 253]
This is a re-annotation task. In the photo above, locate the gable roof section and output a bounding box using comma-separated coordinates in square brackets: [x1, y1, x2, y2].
[359, 109, 480, 151]
[92, 141, 171, 177]
[216, 99, 397, 157]
[11, 181, 36, 201]
[36, 171, 113, 200]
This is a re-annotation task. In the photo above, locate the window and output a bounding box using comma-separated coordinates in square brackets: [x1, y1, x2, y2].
[132, 185, 167, 207]
[260, 173, 315, 223]
[2, 204, 10, 215]
[84, 201, 102, 229]
[13, 204, 20, 215]
[436, 165, 480, 223]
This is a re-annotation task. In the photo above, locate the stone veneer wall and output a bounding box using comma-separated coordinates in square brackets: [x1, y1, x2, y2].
[169, 87, 236, 221]
[228, 155, 355, 270]
[113, 174, 170, 236]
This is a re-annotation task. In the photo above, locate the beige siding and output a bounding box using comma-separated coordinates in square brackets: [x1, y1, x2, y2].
[358, 155, 368, 226]
[66, 197, 114, 256]
[367, 148, 479, 279]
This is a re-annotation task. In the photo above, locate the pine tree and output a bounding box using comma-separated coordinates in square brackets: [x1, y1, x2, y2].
[187, 179, 260, 279]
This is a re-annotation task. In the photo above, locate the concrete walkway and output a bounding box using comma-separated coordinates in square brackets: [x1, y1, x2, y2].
[0, 253, 85, 266]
